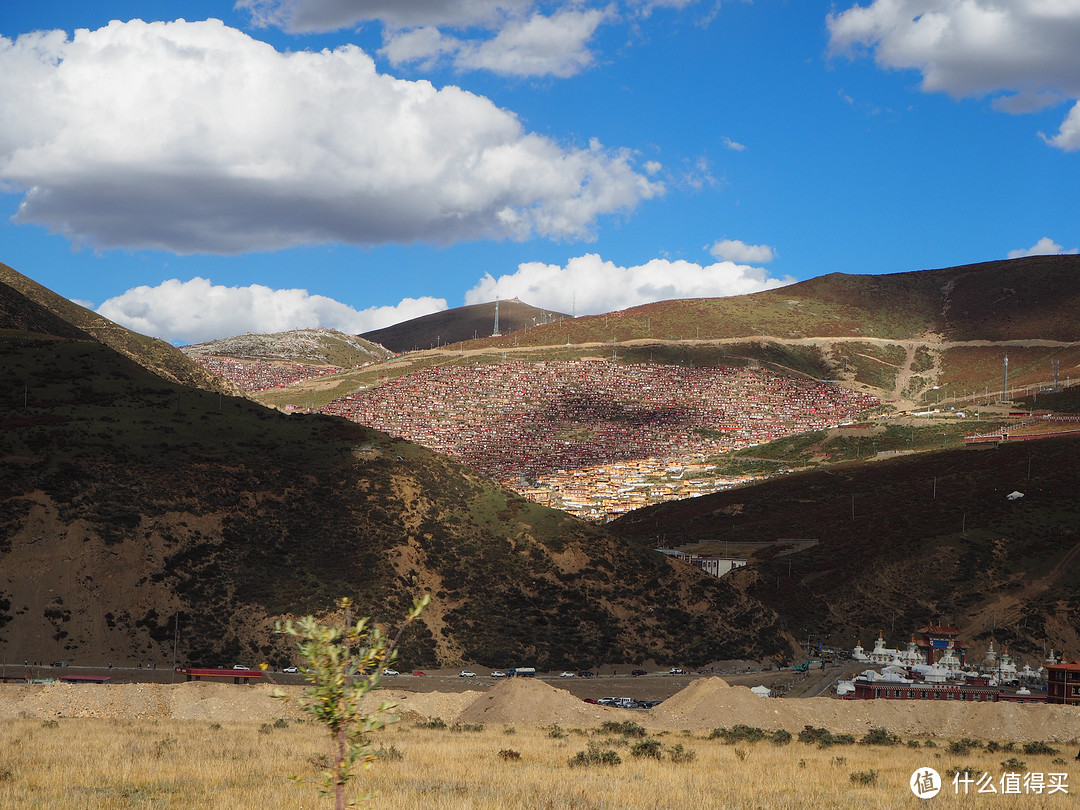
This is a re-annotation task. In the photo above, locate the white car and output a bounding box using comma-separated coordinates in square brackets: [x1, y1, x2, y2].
[282, 666, 299, 673]
[559, 671, 576, 678]
[459, 669, 477, 677]
[232, 664, 251, 670]
[490, 671, 507, 678]
[382, 669, 399, 676]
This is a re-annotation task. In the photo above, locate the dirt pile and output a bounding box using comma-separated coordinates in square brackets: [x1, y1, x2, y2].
[3, 679, 1079, 743]
[0, 682, 175, 721]
[648, 676, 783, 730]
[649, 679, 1080, 743]
[456, 678, 621, 727]
[376, 688, 481, 723]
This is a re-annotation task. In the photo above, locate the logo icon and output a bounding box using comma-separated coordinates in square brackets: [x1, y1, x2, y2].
[911, 767, 942, 799]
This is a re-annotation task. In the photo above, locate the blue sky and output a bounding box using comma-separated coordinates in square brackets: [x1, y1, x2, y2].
[1, 0, 1078, 344]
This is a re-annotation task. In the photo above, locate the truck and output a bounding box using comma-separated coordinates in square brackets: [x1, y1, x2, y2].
[507, 667, 536, 677]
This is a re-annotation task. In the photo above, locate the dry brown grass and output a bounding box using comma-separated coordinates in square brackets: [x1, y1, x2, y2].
[2, 716, 1076, 809]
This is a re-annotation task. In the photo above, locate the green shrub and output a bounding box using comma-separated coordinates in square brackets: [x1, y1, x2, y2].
[711, 724, 767, 744]
[599, 721, 646, 738]
[667, 743, 696, 763]
[860, 727, 900, 746]
[375, 745, 404, 761]
[1022, 741, 1058, 755]
[797, 725, 830, 745]
[947, 738, 981, 756]
[568, 743, 621, 768]
[273, 718, 289, 729]
[798, 726, 855, 748]
[770, 729, 792, 746]
[1001, 757, 1027, 771]
[418, 717, 447, 730]
[498, 749, 521, 761]
[630, 739, 663, 759]
[547, 725, 568, 739]
[849, 769, 878, 786]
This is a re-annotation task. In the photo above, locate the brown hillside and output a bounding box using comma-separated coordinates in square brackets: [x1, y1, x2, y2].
[456, 255, 1079, 348]
[0, 271, 785, 670]
[362, 299, 569, 352]
[611, 433, 1080, 663]
[0, 262, 237, 396]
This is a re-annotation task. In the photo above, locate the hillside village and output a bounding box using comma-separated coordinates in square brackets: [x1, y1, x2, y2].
[318, 359, 879, 520]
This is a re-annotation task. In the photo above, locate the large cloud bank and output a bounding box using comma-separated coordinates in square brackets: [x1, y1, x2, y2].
[95, 278, 447, 345]
[0, 19, 660, 253]
[464, 253, 792, 315]
[828, 0, 1080, 150]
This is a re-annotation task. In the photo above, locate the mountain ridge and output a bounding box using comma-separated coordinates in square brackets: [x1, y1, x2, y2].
[0, 266, 785, 669]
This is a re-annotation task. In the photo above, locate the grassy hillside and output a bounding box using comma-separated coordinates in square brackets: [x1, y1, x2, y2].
[182, 328, 393, 366]
[611, 433, 1080, 661]
[461, 256, 1079, 349]
[1, 262, 236, 396]
[247, 256, 1080, 414]
[0, 284, 785, 669]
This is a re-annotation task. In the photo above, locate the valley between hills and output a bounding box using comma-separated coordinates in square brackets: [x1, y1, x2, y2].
[2, 256, 1080, 676]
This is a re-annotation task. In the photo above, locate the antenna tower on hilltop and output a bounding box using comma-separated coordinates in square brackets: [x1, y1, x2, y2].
[492, 299, 501, 337]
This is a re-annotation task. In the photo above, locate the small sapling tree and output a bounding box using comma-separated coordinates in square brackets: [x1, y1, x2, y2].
[274, 594, 430, 809]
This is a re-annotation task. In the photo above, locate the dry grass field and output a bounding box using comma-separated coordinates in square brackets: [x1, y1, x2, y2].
[1, 714, 1076, 810]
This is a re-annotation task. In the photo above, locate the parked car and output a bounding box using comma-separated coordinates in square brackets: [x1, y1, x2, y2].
[232, 664, 250, 670]
[459, 669, 477, 677]
[614, 697, 638, 709]
[669, 667, 686, 675]
[638, 699, 662, 708]
[382, 669, 398, 676]
[576, 669, 595, 678]
[583, 698, 599, 704]
[412, 671, 426, 676]
[283, 666, 299, 673]
[631, 669, 647, 676]
[597, 697, 617, 706]
[490, 670, 507, 678]
[559, 671, 576, 678]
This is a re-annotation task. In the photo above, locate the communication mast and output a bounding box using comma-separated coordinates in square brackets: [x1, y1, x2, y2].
[1002, 354, 1009, 403]
[492, 299, 501, 337]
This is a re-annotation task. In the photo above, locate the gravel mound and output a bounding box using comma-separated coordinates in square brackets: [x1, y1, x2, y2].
[456, 678, 626, 727]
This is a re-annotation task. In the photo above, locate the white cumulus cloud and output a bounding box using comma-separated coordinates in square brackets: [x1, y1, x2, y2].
[1007, 237, 1079, 258]
[380, 8, 608, 78]
[95, 277, 447, 345]
[464, 253, 792, 314]
[0, 19, 661, 254]
[827, 0, 1080, 150]
[708, 239, 775, 263]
